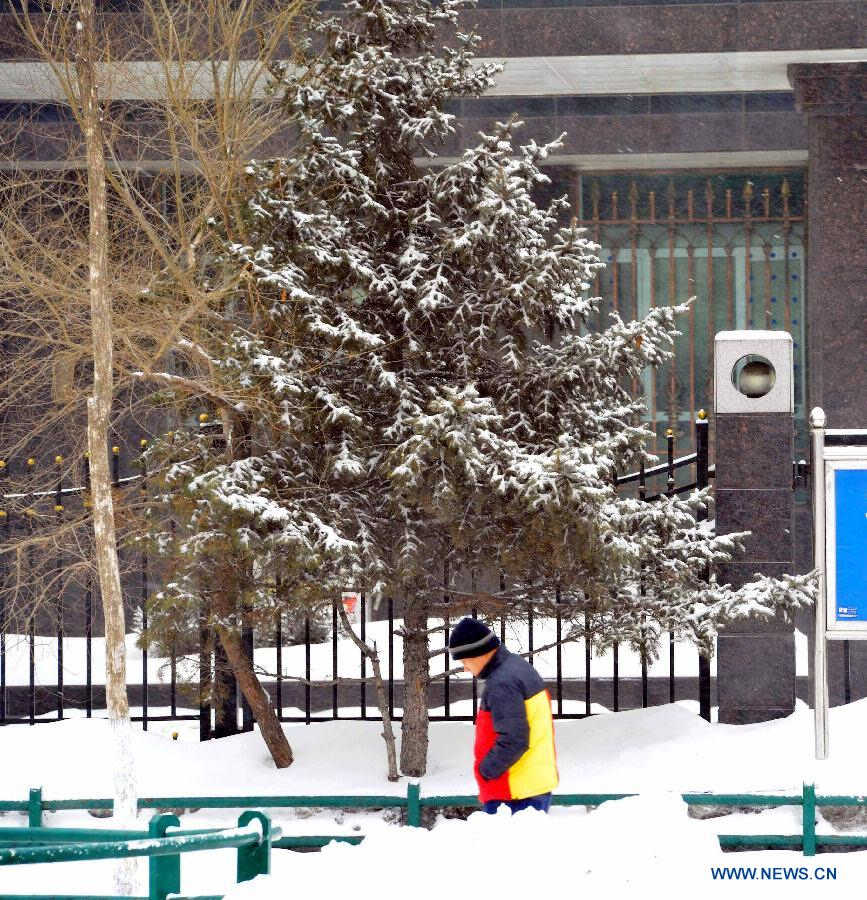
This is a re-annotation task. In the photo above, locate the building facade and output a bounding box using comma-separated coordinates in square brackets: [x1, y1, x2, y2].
[0, 0, 865, 722]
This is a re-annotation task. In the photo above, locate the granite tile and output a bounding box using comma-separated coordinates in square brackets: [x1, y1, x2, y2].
[744, 92, 797, 113]
[742, 110, 807, 150]
[715, 488, 795, 563]
[645, 111, 745, 153]
[738, 2, 860, 51]
[613, 4, 738, 53]
[503, 7, 615, 55]
[714, 413, 795, 490]
[650, 93, 743, 115]
[718, 706, 796, 725]
[556, 95, 651, 116]
[556, 113, 651, 154]
[463, 96, 557, 118]
[717, 632, 795, 721]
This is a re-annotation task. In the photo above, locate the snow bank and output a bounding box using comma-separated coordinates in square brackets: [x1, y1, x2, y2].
[5, 698, 867, 802]
[5, 700, 867, 897]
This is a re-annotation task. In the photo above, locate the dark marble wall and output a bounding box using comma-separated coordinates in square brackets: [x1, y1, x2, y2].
[790, 63, 867, 431]
[788, 61, 867, 715]
[715, 412, 796, 723]
[0, 92, 806, 162]
[0, 1, 863, 58]
[454, 1, 863, 57]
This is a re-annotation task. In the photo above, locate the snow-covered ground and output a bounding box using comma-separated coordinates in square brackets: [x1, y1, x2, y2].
[2, 698, 867, 897]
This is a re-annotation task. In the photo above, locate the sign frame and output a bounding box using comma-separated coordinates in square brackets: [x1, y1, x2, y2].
[811, 409, 867, 759]
[824, 449, 867, 640]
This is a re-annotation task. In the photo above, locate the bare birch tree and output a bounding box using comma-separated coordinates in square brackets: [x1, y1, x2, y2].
[0, 0, 306, 783]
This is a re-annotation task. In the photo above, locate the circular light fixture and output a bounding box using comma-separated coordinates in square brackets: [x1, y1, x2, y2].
[731, 354, 776, 399]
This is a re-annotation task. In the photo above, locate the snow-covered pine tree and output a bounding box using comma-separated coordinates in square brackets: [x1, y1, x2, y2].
[144, 0, 815, 775]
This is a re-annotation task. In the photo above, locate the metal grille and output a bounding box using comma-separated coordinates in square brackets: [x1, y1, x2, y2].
[550, 171, 808, 455]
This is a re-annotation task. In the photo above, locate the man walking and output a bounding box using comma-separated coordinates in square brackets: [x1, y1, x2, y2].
[448, 617, 558, 814]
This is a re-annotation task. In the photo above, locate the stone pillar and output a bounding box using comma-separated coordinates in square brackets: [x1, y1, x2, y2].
[716, 413, 796, 723]
[788, 62, 867, 431]
[788, 62, 867, 708]
[714, 333, 796, 724]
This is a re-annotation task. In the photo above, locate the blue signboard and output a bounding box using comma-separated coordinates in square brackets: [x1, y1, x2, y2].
[835, 468, 867, 622]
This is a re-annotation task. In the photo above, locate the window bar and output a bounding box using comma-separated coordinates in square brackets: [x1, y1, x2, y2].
[25, 462, 35, 724]
[744, 181, 754, 329]
[528, 602, 534, 667]
[696, 410, 711, 722]
[55, 455, 63, 720]
[648, 235, 658, 449]
[705, 179, 716, 404]
[782, 180, 793, 335]
[591, 180, 603, 332]
[443, 558, 450, 718]
[332, 601, 338, 718]
[360, 593, 366, 719]
[140, 445, 148, 731]
[639, 458, 648, 708]
[640, 624, 648, 709]
[170, 638, 177, 719]
[387, 596, 394, 719]
[305, 614, 311, 725]
[666, 180, 678, 435]
[763, 241, 773, 332]
[613, 642, 620, 713]
[629, 181, 640, 403]
[687, 243, 696, 429]
[111, 444, 122, 724]
[667, 428, 676, 704]
[0, 460, 7, 724]
[84, 454, 92, 718]
[275, 609, 282, 720]
[555, 585, 562, 717]
[584, 611, 591, 717]
[472, 606, 479, 718]
[199, 603, 212, 742]
[241, 616, 254, 733]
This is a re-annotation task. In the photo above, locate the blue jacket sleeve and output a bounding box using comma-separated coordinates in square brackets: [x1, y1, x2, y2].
[478, 681, 530, 780]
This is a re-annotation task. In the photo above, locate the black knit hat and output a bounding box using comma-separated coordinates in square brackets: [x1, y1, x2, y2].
[448, 617, 500, 660]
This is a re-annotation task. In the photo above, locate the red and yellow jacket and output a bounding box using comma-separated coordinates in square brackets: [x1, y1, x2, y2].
[473, 646, 558, 803]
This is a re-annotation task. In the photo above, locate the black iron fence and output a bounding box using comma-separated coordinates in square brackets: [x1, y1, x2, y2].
[0, 414, 714, 731]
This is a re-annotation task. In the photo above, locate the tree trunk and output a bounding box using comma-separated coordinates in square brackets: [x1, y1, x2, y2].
[399, 598, 430, 777]
[336, 601, 399, 782]
[78, 0, 138, 893]
[216, 625, 293, 768]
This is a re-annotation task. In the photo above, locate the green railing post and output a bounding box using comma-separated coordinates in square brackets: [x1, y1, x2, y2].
[236, 810, 273, 882]
[148, 813, 181, 900]
[802, 783, 816, 857]
[27, 788, 42, 828]
[406, 782, 421, 828]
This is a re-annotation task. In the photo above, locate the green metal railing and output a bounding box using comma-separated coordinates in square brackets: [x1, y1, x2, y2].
[3, 779, 867, 900]
[0, 810, 280, 900]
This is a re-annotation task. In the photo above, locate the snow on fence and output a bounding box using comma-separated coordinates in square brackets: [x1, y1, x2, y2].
[0, 418, 715, 728]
